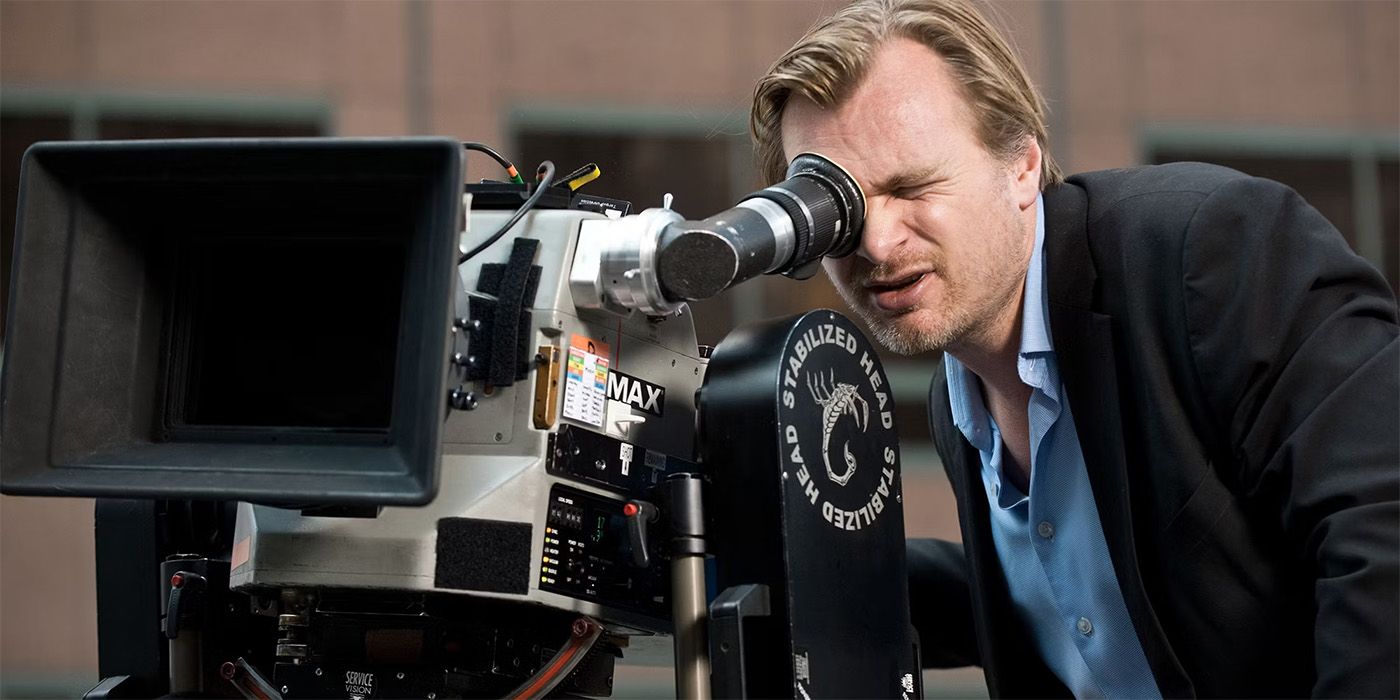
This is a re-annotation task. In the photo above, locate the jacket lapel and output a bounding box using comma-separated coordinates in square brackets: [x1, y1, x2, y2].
[929, 366, 1067, 698]
[1043, 184, 1194, 697]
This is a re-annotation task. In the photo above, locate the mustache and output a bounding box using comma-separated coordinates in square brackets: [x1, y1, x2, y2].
[847, 252, 942, 287]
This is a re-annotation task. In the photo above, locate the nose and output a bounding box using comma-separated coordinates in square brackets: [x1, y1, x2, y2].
[855, 197, 905, 266]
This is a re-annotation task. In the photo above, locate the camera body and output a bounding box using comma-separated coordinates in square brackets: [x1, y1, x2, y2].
[233, 206, 709, 635]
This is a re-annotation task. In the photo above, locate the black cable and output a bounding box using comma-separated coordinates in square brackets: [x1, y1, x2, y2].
[462, 141, 514, 171]
[458, 160, 556, 265]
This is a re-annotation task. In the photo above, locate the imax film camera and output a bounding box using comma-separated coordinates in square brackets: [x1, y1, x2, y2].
[1, 138, 920, 699]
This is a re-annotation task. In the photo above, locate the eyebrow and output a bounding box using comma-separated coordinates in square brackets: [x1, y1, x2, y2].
[868, 166, 947, 195]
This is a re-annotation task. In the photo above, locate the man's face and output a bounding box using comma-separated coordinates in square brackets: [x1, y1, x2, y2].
[781, 38, 1040, 356]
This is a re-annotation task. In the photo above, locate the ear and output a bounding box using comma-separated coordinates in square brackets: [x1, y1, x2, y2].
[1008, 136, 1042, 211]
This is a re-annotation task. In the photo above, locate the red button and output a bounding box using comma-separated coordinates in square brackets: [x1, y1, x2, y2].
[623, 503, 639, 517]
[171, 573, 184, 588]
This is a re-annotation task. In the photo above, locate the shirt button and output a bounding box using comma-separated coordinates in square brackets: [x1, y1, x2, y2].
[1037, 521, 1054, 539]
[1077, 617, 1094, 636]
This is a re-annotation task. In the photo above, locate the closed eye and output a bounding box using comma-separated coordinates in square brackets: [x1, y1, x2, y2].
[870, 166, 947, 199]
[892, 182, 938, 199]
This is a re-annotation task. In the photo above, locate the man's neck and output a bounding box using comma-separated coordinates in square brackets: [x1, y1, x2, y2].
[947, 284, 1025, 395]
[947, 199, 1040, 393]
[946, 198, 1042, 490]
[948, 283, 1034, 491]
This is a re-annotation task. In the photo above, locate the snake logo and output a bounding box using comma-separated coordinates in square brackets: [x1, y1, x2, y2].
[806, 369, 869, 487]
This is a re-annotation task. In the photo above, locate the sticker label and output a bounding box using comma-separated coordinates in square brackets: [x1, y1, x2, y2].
[562, 334, 610, 427]
[645, 449, 667, 483]
[619, 443, 634, 476]
[230, 536, 251, 572]
[606, 369, 666, 416]
[794, 648, 813, 699]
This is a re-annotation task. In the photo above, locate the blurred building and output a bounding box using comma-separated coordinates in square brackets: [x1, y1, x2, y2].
[1, 1, 1396, 697]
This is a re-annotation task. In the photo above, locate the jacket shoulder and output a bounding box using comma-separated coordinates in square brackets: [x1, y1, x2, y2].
[1067, 161, 1252, 199]
[1066, 162, 1254, 227]
[1050, 162, 1306, 282]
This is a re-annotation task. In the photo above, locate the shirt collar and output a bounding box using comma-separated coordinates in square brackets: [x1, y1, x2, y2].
[1019, 195, 1052, 357]
[945, 351, 992, 452]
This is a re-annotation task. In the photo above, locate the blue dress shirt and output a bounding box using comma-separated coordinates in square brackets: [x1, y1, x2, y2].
[944, 197, 1161, 699]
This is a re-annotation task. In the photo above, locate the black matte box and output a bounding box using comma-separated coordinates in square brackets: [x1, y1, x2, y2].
[0, 138, 463, 505]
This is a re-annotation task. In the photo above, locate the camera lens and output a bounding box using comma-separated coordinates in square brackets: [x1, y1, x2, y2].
[655, 153, 865, 301]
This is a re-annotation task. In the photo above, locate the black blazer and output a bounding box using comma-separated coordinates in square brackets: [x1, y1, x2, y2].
[909, 163, 1399, 698]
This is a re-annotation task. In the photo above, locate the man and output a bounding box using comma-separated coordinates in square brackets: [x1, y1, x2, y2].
[750, 0, 1399, 697]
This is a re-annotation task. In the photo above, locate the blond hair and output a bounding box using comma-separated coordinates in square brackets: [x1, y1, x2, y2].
[751, 0, 1063, 188]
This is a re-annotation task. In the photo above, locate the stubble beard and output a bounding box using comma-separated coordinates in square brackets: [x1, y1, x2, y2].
[832, 261, 977, 356]
[832, 209, 1029, 357]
